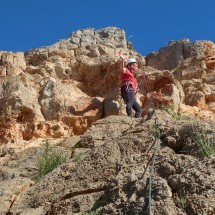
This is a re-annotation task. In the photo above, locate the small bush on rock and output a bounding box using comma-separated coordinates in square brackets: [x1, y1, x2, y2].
[34, 140, 68, 180]
[194, 130, 215, 157]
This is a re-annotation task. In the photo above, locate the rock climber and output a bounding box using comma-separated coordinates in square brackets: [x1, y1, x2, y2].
[118, 50, 142, 118]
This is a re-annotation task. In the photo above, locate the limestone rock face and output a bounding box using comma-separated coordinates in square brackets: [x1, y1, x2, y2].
[1, 114, 214, 215]
[0, 27, 142, 142]
[0, 27, 215, 141]
[1, 27, 215, 215]
[1, 27, 215, 140]
[0, 51, 26, 76]
[145, 39, 215, 70]
[143, 39, 215, 120]
[68, 27, 127, 49]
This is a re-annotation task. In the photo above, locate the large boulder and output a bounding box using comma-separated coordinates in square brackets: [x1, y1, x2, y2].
[145, 39, 215, 70]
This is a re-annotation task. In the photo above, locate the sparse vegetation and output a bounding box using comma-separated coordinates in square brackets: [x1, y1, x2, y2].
[147, 121, 157, 135]
[176, 189, 189, 210]
[33, 140, 68, 180]
[161, 105, 184, 120]
[83, 201, 106, 215]
[161, 105, 189, 120]
[83, 210, 97, 215]
[75, 151, 89, 161]
[194, 130, 215, 157]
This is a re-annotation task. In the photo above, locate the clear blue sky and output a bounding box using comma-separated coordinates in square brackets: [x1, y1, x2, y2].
[0, 0, 214, 56]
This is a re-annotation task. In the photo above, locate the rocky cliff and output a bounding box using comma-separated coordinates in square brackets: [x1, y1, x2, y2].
[0, 27, 215, 215]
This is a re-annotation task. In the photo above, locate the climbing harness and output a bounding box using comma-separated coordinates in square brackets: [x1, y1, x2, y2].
[122, 81, 133, 92]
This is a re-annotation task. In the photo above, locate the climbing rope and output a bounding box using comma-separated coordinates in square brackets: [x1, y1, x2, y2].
[108, 69, 162, 214]
[148, 120, 161, 215]
[139, 71, 162, 215]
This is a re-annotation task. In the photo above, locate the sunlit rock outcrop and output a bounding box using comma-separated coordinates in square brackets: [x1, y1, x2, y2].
[0, 27, 215, 215]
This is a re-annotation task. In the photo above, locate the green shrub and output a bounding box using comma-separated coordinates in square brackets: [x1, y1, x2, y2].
[82, 201, 106, 215]
[34, 140, 68, 180]
[194, 130, 215, 157]
[176, 188, 189, 209]
[161, 105, 186, 120]
[75, 151, 88, 161]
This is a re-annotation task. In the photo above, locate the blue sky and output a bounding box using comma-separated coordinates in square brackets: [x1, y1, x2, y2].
[0, 0, 215, 56]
